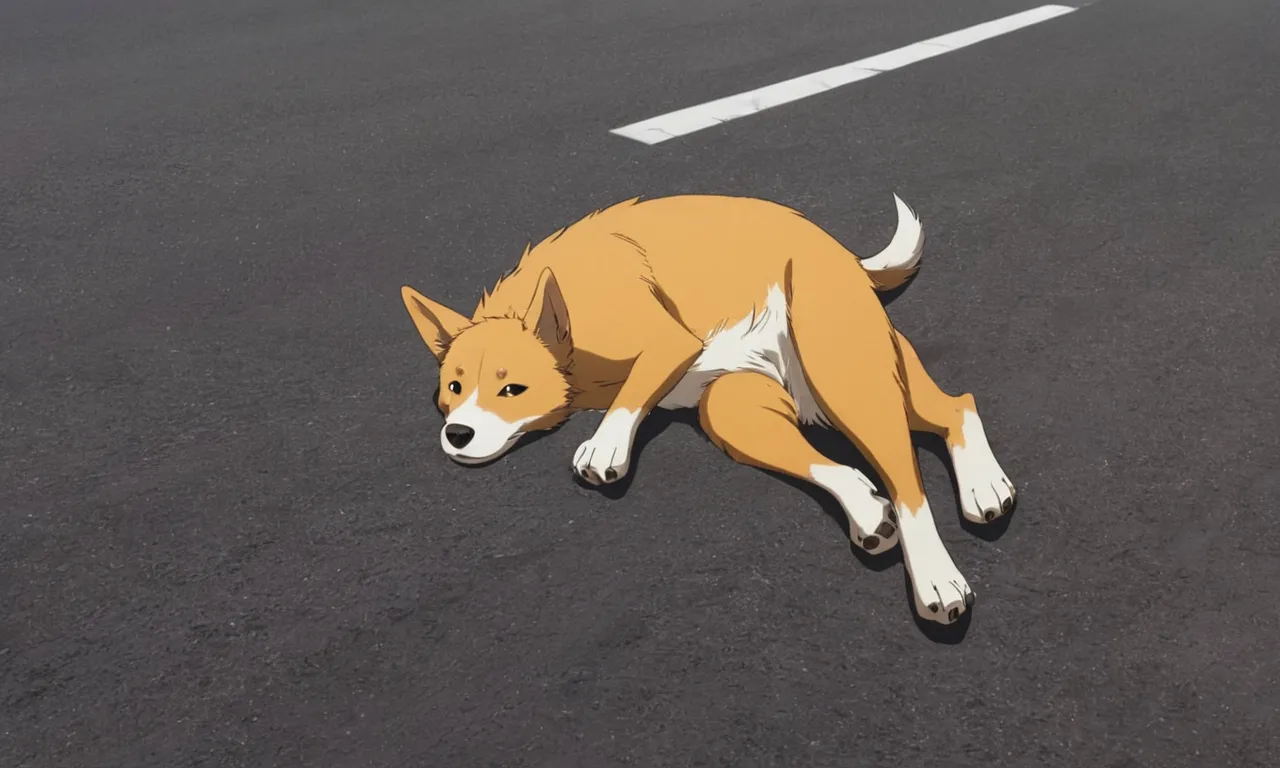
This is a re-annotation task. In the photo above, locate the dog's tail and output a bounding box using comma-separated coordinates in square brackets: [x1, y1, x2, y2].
[860, 194, 924, 292]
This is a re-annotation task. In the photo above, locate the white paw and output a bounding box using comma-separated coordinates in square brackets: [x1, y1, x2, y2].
[959, 471, 1016, 524]
[573, 436, 630, 485]
[951, 410, 1017, 524]
[572, 408, 640, 485]
[851, 493, 900, 556]
[898, 500, 976, 625]
[809, 465, 899, 555]
[910, 558, 975, 625]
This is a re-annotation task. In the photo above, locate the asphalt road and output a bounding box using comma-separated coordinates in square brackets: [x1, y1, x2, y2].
[3, 0, 1278, 766]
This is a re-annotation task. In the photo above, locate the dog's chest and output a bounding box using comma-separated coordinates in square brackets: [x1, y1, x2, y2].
[656, 285, 829, 425]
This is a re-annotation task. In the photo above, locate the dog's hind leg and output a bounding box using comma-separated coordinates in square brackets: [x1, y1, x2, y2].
[698, 371, 899, 555]
[894, 330, 1016, 524]
[787, 260, 974, 625]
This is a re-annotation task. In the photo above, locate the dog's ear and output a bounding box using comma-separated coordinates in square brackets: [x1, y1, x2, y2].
[402, 285, 470, 362]
[522, 267, 572, 353]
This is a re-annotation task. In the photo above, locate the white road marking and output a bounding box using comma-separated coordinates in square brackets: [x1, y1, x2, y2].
[610, 4, 1079, 145]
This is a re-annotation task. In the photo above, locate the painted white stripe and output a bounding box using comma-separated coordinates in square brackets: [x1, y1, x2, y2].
[610, 4, 1078, 145]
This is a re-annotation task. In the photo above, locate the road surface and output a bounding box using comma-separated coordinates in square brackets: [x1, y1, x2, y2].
[2, 0, 1278, 766]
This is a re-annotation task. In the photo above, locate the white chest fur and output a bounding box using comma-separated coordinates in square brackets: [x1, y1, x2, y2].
[656, 285, 829, 426]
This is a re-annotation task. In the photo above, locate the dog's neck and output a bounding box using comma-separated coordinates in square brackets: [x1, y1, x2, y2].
[561, 353, 627, 412]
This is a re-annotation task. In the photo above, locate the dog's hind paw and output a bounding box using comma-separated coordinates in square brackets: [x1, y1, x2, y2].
[809, 465, 899, 555]
[950, 410, 1016, 524]
[960, 474, 1016, 524]
[912, 567, 975, 625]
[899, 502, 976, 625]
[851, 494, 899, 555]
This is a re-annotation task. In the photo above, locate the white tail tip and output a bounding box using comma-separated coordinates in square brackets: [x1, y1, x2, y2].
[861, 194, 925, 273]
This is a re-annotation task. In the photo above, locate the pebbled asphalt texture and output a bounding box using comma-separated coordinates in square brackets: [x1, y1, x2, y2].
[2, 0, 1279, 766]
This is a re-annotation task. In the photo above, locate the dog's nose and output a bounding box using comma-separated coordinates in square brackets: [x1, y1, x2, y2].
[444, 424, 475, 449]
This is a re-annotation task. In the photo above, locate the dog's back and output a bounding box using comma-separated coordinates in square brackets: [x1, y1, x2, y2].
[478, 194, 922, 350]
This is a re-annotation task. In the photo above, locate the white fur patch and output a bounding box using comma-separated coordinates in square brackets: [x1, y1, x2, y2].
[950, 409, 1016, 523]
[808, 464, 897, 554]
[657, 284, 827, 425]
[442, 391, 536, 464]
[859, 194, 924, 273]
[896, 498, 974, 624]
[573, 408, 640, 484]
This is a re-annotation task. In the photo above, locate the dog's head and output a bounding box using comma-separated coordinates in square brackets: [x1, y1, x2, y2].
[401, 268, 576, 465]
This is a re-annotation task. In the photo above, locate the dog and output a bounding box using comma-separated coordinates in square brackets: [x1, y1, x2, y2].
[401, 194, 1015, 625]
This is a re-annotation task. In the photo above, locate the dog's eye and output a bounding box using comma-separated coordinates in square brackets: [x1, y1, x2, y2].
[448, 381, 461, 395]
[498, 384, 527, 397]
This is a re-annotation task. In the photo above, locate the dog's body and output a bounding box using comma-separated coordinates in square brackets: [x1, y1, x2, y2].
[403, 194, 1015, 625]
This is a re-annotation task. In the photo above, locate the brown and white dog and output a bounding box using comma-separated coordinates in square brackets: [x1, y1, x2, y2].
[402, 194, 1015, 625]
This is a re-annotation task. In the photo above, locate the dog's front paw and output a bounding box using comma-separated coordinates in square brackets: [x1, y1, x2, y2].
[572, 409, 641, 485]
[572, 436, 631, 485]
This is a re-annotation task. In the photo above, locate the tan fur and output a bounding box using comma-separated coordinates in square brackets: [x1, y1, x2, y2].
[698, 370, 899, 555]
[786, 255, 921, 510]
[698, 370, 823, 474]
[894, 329, 979, 450]
[403, 193, 1013, 625]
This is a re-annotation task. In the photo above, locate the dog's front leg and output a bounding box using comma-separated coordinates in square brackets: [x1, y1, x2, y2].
[573, 331, 702, 485]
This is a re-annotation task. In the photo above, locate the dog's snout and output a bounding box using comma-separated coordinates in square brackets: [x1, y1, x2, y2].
[444, 423, 475, 449]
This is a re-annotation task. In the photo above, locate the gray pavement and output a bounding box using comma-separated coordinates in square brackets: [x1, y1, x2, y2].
[2, 0, 1278, 766]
